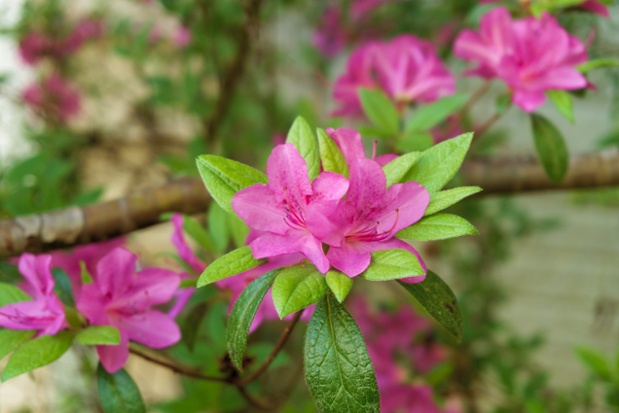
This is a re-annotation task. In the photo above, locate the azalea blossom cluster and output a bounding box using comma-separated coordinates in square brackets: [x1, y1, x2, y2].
[455, 7, 589, 112]
[0, 241, 182, 373]
[231, 127, 429, 282]
[350, 297, 460, 413]
[333, 35, 455, 117]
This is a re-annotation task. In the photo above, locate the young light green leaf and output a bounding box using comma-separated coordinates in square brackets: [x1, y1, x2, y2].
[0, 329, 35, 361]
[227, 271, 278, 371]
[398, 270, 462, 342]
[304, 293, 380, 413]
[382, 151, 421, 187]
[402, 133, 473, 193]
[272, 264, 327, 319]
[425, 186, 482, 216]
[2, 332, 74, 381]
[361, 249, 424, 281]
[182, 214, 217, 255]
[530, 113, 569, 183]
[227, 213, 250, 249]
[359, 88, 399, 137]
[197, 246, 265, 287]
[397, 213, 479, 241]
[547, 90, 574, 123]
[207, 203, 230, 253]
[97, 365, 146, 413]
[405, 94, 468, 132]
[0, 282, 30, 306]
[575, 347, 611, 381]
[196, 155, 267, 215]
[76, 326, 121, 346]
[577, 58, 619, 74]
[287, 116, 320, 180]
[396, 131, 434, 152]
[317, 128, 349, 177]
[325, 270, 353, 303]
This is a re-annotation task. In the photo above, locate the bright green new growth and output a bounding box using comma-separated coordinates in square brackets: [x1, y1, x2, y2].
[197, 246, 265, 287]
[272, 264, 327, 319]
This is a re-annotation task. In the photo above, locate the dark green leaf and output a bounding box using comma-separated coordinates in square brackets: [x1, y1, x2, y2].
[317, 128, 349, 177]
[196, 155, 267, 215]
[305, 293, 380, 413]
[547, 90, 574, 123]
[361, 249, 425, 282]
[0, 329, 35, 361]
[530, 113, 569, 183]
[2, 332, 74, 381]
[405, 94, 467, 132]
[51, 268, 75, 307]
[325, 271, 353, 303]
[76, 326, 121, 346]
[272, 264, 327, 318]
[97, 364, 146, 413]
[0, 282, 30, 306]
[359, 88, 399, 136]
[397, 213, 479, 241]
[197, 246, 265, 287]
[287, 117, 320, 180]
[398, 271, 462, 342]
[402, 133, 473, 192]
[425, 186, 482, 216]
[227, 271, 278, 371]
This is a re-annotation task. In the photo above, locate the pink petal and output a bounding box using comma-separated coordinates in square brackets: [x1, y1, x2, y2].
[250, 232, 329, 274]
[512, 89, 547, 112]
[95, 248, 137, 298]
[97, 333, 129, 373]
[18, 253, 54, 298]
[232, 184, 288, 235]
[326, 128, 366, 164]
[310, 171, 349, 202]
[110, 267, 180, 310]
[122, 310, 181, 348]
[0, 296, 66, 335]
[171, 214, 206, 273]
[379, 181, 430, 234]
[267, 144, 313, 208]
[167, 288, 195, 319]
[327, 243, 372, 277]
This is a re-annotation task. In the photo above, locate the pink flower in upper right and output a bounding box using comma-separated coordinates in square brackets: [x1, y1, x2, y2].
[454, 7, 588, 112]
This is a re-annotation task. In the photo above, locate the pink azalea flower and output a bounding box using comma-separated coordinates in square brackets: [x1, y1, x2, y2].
[351, 0, 392, 19]
[454, 7, 588, 112]
[333, 36, 454, 117]
[312, 7, 348, 58]
[22, 74, 82, 122]
[0, 254, 66, 336]
[232, 143, 349, 274]
[63, 18, 105, 53]
[309, 128, 429, 280]
[172, 26, 192, 48]
[18, 32, 52, 65]
[77, 248, 181, 373]
[579, 0, 609, 16]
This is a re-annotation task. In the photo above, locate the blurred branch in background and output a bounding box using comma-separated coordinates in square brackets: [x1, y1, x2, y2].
[2, 149, 619, 258]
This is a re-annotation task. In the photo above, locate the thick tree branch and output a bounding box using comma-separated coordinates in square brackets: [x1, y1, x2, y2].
[2, 150, 619, 258]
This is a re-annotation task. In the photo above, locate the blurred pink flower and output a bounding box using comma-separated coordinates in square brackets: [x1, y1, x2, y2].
[579, 0, 609, 16]
[63, 18, 105, 53]
[333, 36, 454, 117]
[77, 248, 181, 373]
[312, 6, 348, 58]
[18, 33, 52, 64]
[22, 74, 82, 122]
[454, 7, 588, 111]
[351, 0, 392, 18]
[173, 26, 192, 48]
[0, 254, 66, 336]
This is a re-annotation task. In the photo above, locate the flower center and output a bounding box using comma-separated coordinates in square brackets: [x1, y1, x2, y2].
[346, 209, 400, 243]
[282, 187, 307, 230]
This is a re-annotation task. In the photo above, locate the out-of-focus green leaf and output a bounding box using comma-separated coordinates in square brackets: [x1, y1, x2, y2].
[530, 113, 569, 183]
[97, 365, 146, 413]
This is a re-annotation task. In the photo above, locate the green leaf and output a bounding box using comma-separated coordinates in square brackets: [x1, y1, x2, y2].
[575, 347, 611, 380]
[287, 116, 320, 180]
[398, 271, 462, 342]
[396, 131, 434, 152]
[76, 326, 121, 346]
[0, 282, 30, 306]
[402, 133, 473, 193]
[359, 88, 399, 136]
[397, 213, 479, 241]
[196, 155, 267, 215]
[51, 268, 75, 307]
[304, 293, 380, 413]
[547, 90, 574, 123]
[405, 94, 468, 132]
[317, 128, 349, 177]
[2, 332, 74, 381]
[272, 264, 327, 319]
[382, 151, 421, 187]
[0, 329, 35, 361]
[183, 214, 217, 255]
[325, 271, 353, 303]
[361, 249, 424, 281]
[530, 113, 569, 183]
[425, 186, 482, 216]
[577, 58, 619, 73]
[227, 214, 250, 249]
[207, 203, 230, 253]
[197, 246, 265, 287]
[227, 271, 278, 371]
[97, 365, 146, 413]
